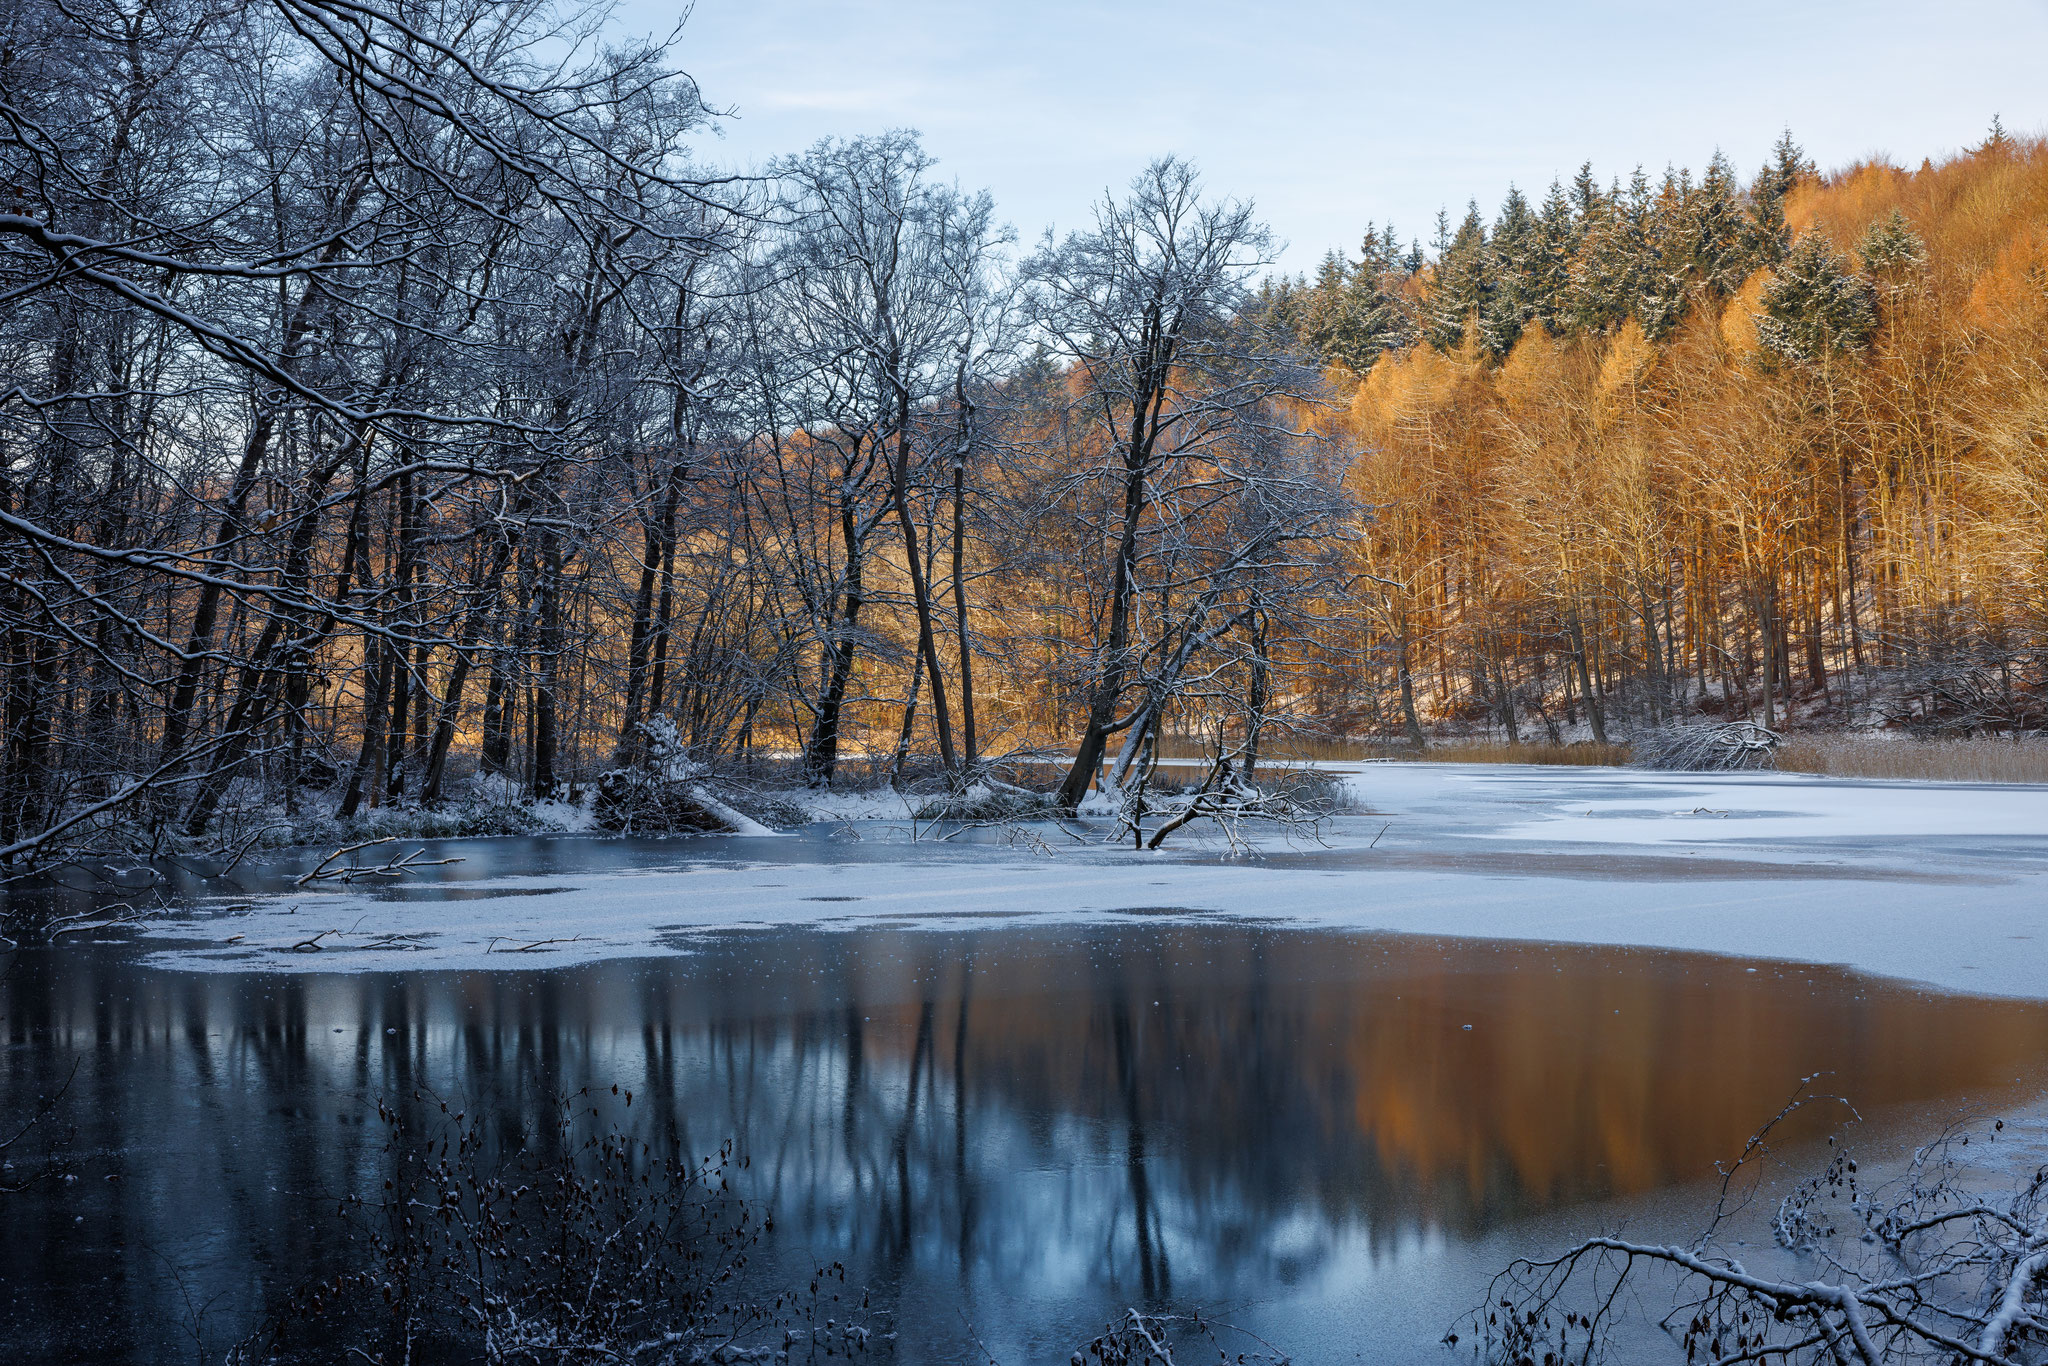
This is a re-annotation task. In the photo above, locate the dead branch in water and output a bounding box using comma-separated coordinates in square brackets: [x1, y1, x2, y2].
[293, 839, 463, 887]
[43, 899, 169, 939]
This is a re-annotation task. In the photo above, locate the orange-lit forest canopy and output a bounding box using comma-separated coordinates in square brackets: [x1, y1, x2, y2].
[1263, 126, 2048, 742]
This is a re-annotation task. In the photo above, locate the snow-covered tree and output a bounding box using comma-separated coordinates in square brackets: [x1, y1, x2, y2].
[1425, 201, 1491, 350]
[1755, 230, 1879, 364]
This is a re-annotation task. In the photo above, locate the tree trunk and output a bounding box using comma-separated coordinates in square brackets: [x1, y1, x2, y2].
[1569, 610, 1608, 744]
[887, 388, 957, 775]
[950, 455, 977, 769]
[1057, 454, 1149, 811]
[802, 492, 868, 787]
[420, 530, 520, 804]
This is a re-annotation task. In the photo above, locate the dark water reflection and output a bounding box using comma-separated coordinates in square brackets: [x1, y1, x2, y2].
[3, 925, 2047, 1363]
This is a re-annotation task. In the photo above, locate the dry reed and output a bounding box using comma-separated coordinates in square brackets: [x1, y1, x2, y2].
[1776, 735, 2048, 783]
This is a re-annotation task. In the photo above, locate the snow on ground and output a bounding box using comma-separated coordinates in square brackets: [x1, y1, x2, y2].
[777, 786, 934, 822]
[132, 763, 2048, 999]
[1381, 763, 2048, 845]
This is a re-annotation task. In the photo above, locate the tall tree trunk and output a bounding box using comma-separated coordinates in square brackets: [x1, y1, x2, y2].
[1568, 609, 1608, 744]
[1057, 453, 1149, 812]
[1397, 618, 1427, 749]
[531, 527, 562, 798]
[887, 650, 923, 789]
[950, 454, 977, 769]
[613, 467, 684, 766]
[336, 641, 391, 822]
[1758, 575, 1778, 731]
[420, 529, 520, 804]
[802, 493, 867, 787]
[480, 649, 512, 778]
[887, 389, 957, 775]
[1243, 609, 1270, 778]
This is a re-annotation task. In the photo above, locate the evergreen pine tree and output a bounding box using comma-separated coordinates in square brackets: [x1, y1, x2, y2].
[1480, 186, 1541, 358]
[1299, 250, 1352, 360]
[1533, 179, 1578, 333]
[1682, 151, 1753, 295]
[1425, 201, 1490, 351]
[1856, 208, 1926, 295]
[1745, 129, 1810, 268]
[1770, 128, 1815, 187]
[1252, 274, 1306, 338]
[1570, 161, 1603, 220]
[1353, 226, 1419, 364]
[1280, 231, 1418, 374]
[1755, 230, 1878, 364]
[1564, 170, 1652, 335]
[1635, 167, 1690, 339]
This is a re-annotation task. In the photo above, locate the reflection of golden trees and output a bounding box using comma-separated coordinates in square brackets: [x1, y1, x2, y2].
[7, 927, 2048, 1355]
[623, 928, 2048, 1229]
[1342, 138, 2048, 736]
[13, 932, 2048, 1240]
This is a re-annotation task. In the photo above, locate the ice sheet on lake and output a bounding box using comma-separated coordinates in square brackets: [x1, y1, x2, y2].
[132, 763, 2048, 998]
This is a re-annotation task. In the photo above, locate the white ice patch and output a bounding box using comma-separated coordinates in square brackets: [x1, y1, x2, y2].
[129, 764, 2048, 1000]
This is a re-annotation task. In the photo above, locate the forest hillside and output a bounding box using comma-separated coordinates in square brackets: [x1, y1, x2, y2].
[1264, 126, 2048, 746]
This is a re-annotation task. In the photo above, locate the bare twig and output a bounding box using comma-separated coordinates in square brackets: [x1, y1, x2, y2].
[486, 935, 589, 954]
[294, 840, 463, 886]
[1459, 1094, 2044, 1366]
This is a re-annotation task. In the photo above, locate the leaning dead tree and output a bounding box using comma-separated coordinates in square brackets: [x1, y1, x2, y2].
[1457, 1085, 2048, 1365]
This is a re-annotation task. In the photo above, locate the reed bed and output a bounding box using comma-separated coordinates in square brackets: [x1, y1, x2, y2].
[1149, 736, 1631, 767]
[1029, 733, 2048, 784]
[1776, 735, 2048, 784]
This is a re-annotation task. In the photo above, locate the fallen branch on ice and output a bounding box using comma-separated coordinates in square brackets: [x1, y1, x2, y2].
[486, 935, 590, 954]
[293, 838, 463, 886]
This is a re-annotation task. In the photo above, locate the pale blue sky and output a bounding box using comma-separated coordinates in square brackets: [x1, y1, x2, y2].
[634, 0, 2048, 272]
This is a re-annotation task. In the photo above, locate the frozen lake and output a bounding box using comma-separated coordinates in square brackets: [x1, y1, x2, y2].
[4, 763, 2048, 1361]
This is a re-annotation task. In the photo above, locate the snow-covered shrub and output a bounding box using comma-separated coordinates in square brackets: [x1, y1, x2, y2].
[594, 767, 736, 834]
[911, 784, 1054, 823]
[1630, 721, 1781, 771]
[1262, 766, 1357, 812]
[709, 788, 814, 830]
[1117, 758, 1339, 850]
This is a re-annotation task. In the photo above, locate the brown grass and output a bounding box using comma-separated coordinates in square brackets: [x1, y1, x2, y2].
[1403, 741, 1633, 767]
[1776, 735, 2048, 784]
[1153, 735, 1632, 767]
[1067, 733, 2048, 783]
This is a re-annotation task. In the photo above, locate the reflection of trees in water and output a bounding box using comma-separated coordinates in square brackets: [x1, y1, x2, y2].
[2, 928, 2047, 1357]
